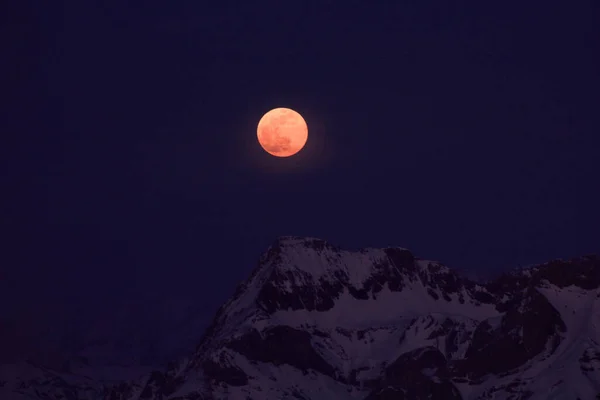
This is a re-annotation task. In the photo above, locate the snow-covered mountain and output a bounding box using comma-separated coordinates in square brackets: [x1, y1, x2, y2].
[0, 291, 208, 399]
[3, 236, 600, 399]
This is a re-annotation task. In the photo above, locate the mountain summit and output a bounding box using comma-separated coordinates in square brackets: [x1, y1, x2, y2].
[3, 237, 600, 399]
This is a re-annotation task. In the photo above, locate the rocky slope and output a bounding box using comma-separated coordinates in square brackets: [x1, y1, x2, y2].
[3, 236, 600, 399]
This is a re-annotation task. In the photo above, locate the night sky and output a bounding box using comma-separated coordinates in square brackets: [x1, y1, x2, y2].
[2, 2, 599, 352]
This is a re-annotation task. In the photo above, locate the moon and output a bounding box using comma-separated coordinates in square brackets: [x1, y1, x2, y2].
[257, 107, 308, 157]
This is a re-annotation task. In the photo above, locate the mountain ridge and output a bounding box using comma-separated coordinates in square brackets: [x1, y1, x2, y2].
[2, 236, 599, 399]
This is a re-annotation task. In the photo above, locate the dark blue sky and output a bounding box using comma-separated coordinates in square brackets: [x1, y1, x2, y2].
[2, 2, 599, 338]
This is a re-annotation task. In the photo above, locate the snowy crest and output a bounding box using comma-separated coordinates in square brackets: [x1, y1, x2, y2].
[4, 239, 599, 400]
[105, 239, 598, 400]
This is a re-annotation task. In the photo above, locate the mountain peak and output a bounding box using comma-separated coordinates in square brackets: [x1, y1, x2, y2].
[264, 235, 414, 281]
[274, 235, 331, 246]
[272, 235, 410, 253]
[125, 241, 598, 400]
[6, 238, 599, 400]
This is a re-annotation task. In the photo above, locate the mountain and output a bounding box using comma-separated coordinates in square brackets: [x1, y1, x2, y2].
[0, 290, 209, 399]
[3, 236, 600, 399]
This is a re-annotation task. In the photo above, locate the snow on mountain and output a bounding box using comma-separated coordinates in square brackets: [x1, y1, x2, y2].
[0, 288, 209, 399]
[0, 361, 104, 400]
[101, 237, 600, 400]
[3, 236, 600, 399]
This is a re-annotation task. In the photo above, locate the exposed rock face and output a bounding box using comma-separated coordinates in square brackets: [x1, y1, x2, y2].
[3, 237, 600, 399]
[365, 347, 462, 400]
[226, 326, 337, 379]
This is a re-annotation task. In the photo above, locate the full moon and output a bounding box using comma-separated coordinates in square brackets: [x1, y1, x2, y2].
[257, 107, 308, 157]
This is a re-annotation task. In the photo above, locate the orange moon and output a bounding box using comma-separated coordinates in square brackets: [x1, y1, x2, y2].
[257, 107, 308, 157]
